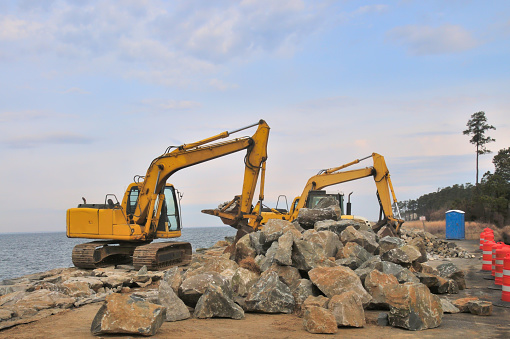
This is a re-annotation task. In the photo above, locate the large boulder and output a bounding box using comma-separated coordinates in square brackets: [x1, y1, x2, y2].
[297, 208, 339, 229]
[245, 271, 295, 314]
[364, 270, 399, 309]
[263, 264, 301, 290]
[291, 239, 336, 271]
[194, 283, 244, 320]
[436, 262, 466, 290]
[178, 272, 230, 307]
[91, 294, 166, 336]
[274, 232, 294, 266]
[160, 267, 183, 294]
[342, 242, 373, 263]
[258, 242, 279, 272]
[291, 279, 320, 313]
[261, 219, 294, 243]
[386, 282, 443, 331]
[378, 237, 405, 255]
[250, 231, 270, 255]
[303, 229, 343, 258]
[340, 226, 379, 254]
[158, 280, 190, 322]
[308, 266, 371, 305]
[235, 234, 257, 262]
[414, 273, 459, 294]
[314, 219, 358, 237]
[328, 291, 365, 327]
[303, 306, 338, 334]
[231, 267, 260, 297]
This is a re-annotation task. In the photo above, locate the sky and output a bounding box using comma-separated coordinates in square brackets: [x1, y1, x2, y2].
[0, 0, 509, 233]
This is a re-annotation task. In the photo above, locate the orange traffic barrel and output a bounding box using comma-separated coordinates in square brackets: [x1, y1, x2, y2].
[502, 253, 510, 302]
[479, 231, 486, 249]
[483, 240, 496, 271]
[496, 246, 510, 285]
[492, 243, 504, 276]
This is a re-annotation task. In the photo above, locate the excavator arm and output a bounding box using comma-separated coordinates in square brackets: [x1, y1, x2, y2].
[133, 120, 270, 238]
[267, 153, 403, 233]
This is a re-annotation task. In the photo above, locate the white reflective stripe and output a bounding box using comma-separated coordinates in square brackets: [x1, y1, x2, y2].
[503, 285, 510, 292]
[483, 251, 492, 255]
[504, 270, 510, 276]
[496, 272, 503, 277]
[497, 260, 504, 265]
[483, 260, 492, 264]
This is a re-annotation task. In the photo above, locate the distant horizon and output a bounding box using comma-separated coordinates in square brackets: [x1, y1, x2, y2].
[0, 225, 234, 235]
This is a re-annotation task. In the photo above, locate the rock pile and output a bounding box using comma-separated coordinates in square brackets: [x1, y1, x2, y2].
[400, 229, 472, 260]
[0, 203, 492, 336]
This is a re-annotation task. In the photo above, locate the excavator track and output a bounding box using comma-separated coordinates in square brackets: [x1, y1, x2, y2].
[72, 241, 142, 269]
[133, 241, 192, 271]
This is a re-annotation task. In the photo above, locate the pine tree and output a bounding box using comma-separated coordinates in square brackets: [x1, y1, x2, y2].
[463, 111, 496, 185]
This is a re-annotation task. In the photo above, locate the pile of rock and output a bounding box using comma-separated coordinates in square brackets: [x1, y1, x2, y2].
[0, 202, 491, 336]
[400, 229, 472, 260]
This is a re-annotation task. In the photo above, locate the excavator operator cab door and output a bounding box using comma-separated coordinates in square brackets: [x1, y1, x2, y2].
[156, 185, 182, 237]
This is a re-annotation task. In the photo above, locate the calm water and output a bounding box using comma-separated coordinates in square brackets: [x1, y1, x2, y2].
[0, 226, 237, 282]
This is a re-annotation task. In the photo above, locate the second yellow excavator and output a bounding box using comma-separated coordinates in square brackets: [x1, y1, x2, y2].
[66, 120, 270, 270]
[260, 153, 404, 234]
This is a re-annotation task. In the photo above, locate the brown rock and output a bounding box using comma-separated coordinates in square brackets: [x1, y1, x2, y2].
[303, 306, 338, 334]
[303, 295, 330, 310]
[467, 300, 492, 316]
[328, 291, 365, 327]
[91, 294, 165, 336]
[386, 282, 443, 331]
[452, 297, 478, 313]
[364, 270, 399, 309]
[308, 266, 371, 305]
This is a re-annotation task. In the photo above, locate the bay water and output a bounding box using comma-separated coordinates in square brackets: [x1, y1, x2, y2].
[0, 226, 237, 282]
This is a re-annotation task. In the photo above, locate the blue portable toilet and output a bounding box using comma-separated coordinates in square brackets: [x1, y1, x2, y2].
[445, 210, 465, 239]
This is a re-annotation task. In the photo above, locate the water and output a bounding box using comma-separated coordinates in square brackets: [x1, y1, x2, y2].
[0, 226, 237, 282]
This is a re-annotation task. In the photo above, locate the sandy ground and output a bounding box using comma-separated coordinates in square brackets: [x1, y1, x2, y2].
[1, 240, 510, 339]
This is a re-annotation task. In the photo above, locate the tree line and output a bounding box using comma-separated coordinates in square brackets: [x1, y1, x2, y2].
[396, 112, 509, 227]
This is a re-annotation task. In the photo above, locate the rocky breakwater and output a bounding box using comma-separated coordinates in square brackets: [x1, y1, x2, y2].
[0, 202, 491, 336]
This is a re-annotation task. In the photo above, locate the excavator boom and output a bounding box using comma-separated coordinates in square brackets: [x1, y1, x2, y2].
[67, 120, 270, 269]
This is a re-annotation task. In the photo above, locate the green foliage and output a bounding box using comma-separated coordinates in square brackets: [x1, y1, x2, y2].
[401, 148, 510, 227]
[463, 111, 496, 185]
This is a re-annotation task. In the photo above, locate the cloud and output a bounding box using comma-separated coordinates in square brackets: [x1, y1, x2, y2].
[0, 110, 53, 122]
[140, 99, 202, 111]
[208, 78, 238, 91]
[0, 15, 43, 41]
[4, 132, 94, 148]
[62, 87, 90, 94]
[387, 24, 478, 55]
[353, 4, 388, 15]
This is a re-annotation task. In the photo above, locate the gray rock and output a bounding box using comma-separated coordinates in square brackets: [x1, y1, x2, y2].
[386, 282, 443, 331]
[179, 272, 230, 307]
[377, 312, 389, 326]
[291, 239, 335, 271]
[291, 279, 319, 311]
[274, 232, 294, 266]
[303, 229, 343, 258]
[250, 231, 270, 255]
[259, 241, 279, 272]
[261, 219, 293, 243]
[308, 266, 371, 306]
[91, 294, 165, 336]
[303, 306, 338, 334]
[158, 280, 190, 322]
[467, 300, 492, 316]
[335, 257, 363, 270]
[440, 298, 460, 314]
[297, 208, 339, 229]
[245, 271, 295, 314]
[342, 242, 373, 263]
[380, 248, 413, 265]
[436, 262, 466, 290]
[231, 267, 260, 297]
[314, 219, 357, 237]
[194, 283, 244, 319]
[340, 226, 379, 254]
[328, 291, 365, 327]
[263, 264, 301, 290]
[378, 237, 405, 255]
[415, 273, 458, 294]
[161, 267, 183, 294]
[235, 233, 257, 262]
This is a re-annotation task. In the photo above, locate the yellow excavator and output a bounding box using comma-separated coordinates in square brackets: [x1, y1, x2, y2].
[260, 153, 404, 234]
[66, 120, 270, 270]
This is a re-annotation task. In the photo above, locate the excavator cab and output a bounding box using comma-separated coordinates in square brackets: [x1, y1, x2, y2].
[305, 190, 344, 213]
[156, 185, 182, 236]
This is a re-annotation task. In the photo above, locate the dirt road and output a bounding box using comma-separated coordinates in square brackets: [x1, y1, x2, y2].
[1, 240, 510, 338]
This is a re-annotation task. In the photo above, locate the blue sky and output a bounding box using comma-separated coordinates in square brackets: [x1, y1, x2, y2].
[1, 0, 509, 233]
